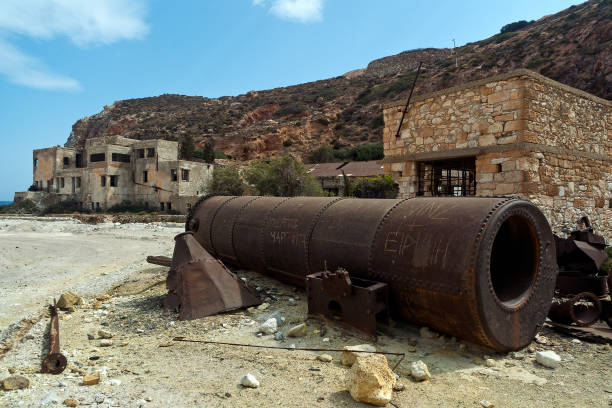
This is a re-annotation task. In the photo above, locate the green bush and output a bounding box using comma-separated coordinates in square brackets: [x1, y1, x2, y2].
[283, 139, 294, 147]
[500, 20, 532, 34]
[308, 146, 336, 163]
[275, 103, 308, 117]
[352, 175, 399, 199]
[214, 150, 229, 159]
[106, 200, 151, 213]
[601, 246, 612, 274]
[42, 199, 83, 214]
[207, 166, 246, 196]
[244, 156, 323, 197]
[334, 142, 384, 162]
[0, 199, 38, 214]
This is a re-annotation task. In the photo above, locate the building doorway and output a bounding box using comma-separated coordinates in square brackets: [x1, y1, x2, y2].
[417, 157, 476, 197]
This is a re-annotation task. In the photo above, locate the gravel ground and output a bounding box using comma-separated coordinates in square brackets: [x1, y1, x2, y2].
[0, 218, 611, 407]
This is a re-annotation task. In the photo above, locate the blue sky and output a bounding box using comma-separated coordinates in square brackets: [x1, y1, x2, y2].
[0, 0, 579, 201]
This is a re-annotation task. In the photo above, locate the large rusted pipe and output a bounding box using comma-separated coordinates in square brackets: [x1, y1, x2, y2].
[41, 300, 67, 374]
[187, 196, 557, 351]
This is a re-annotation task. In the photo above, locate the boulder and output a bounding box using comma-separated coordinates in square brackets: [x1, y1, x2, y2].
[341, 344, 377, 367]
[410, 360, 431, 381]
[1, 375, 29, 390]
[346, 354, 395, 406]
[317, 354, 332, 363]
[57, 291, 82, 309]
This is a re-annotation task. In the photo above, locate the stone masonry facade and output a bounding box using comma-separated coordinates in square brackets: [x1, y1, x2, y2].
[18, 136, 213, 214]
[382, 69, 611, 241]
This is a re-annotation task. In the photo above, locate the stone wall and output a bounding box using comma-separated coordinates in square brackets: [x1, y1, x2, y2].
[382, 69, 611, 241]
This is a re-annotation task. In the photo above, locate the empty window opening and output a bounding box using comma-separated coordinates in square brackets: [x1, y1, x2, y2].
[143, 171, 148, 183]
[111, 153, 131, 163]
[137, 149, 145, 158]
[60, 177, 65, 188]
[110, 175, 118, 187]
[76, 153, 84, 168]
[55, 178, 60, 192]
[91, 202, 94, 211]
[96, 202, 101, 211]
[181, 169, 190, 181]
[160, 202, 165, 211]
[171, 169, 177, 182]
[34, 158, 38, 168]
[76, 177, 81, 188]
[90, 153, 105, 162]
[71, 177, 75, 193]
[417, 157, 476, 197]
[63, 157, 70, 166]
[101, 175, 106, 187]
[167, 202, 172, 211]
[147, 148, 155, 158]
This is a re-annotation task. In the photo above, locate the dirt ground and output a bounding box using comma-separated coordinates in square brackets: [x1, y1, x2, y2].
[0, 217, 611, 408]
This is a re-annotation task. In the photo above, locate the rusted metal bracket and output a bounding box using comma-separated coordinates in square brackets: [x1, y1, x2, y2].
[41, 300, 67, 374]
[306, 268, 390, 337]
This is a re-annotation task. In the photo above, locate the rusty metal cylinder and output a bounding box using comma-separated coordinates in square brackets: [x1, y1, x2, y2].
[187, 195, 557, 351]
[42, 302, 67, 374]
[548, 292, 602, 327]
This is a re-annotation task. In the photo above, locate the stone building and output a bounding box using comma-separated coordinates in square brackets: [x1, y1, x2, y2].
[306, 160, 385, 195]
[382, 69, 611, 240]
[18, 136, 213, 213]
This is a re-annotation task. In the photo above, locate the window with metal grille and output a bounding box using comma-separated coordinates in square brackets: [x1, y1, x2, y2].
[90, 153, 106, 162]
[111, 153, 131, 163]
[417, 158, 476, 197]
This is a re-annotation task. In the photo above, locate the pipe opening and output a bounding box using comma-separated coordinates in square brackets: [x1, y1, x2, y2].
[569, 294, 600, 326]
[490, 215, 538, 307]
[328, 300, 342, 320]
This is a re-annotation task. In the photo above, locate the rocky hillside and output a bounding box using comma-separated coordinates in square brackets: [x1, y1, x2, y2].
[66, 0, 611, 162]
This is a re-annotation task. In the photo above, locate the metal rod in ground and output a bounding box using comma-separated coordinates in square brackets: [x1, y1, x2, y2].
[172, 337, 406, 370]
[41, 299, 67, 374]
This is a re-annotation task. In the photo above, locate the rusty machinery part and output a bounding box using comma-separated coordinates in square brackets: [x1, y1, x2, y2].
[601, 300, 612, 328]
[146, 255, 172, 267]
[41, 300, 67, 374]
[306, 268, 390, 336]
[548, 292, 602, 327]
[187, 196, 557, 352]
[170, 231, 261, 320]
[555, 274, 610, 298]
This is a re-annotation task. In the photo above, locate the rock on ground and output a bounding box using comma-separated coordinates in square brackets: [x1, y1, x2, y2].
[1, 375, 29, 390]
[536, 350, 561, 368]
[241, 373, 260, 388]
[259, 318, 278, 335]
[57, 291, 82, 308]
[346, 354, 395, 407]
[287, 323, 307, 337]
[317, 354, 332, 362]
[410, 360, 431, 381]
[342, 344, 377, 367]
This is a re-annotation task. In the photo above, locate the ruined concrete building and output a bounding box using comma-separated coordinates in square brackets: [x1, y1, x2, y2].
[19, 136, 213, 213]
[382, 69, 611, 240]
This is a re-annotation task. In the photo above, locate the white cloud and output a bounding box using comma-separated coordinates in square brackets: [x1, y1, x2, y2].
[0, 0, 149, 90]
[255, 0, 323, 23]
[0, 39, 80, 90]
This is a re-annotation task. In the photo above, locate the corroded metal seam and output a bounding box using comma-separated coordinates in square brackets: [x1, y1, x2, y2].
[230, 196, 262, 268]
[208, 196, 240, 257]
[304, 197, 345, 275]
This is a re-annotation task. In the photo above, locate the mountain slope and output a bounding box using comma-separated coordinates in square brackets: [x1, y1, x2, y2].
[66, 0, 612, 161]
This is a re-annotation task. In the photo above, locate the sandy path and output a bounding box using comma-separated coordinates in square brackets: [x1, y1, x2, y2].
[0, 217, 182, 331]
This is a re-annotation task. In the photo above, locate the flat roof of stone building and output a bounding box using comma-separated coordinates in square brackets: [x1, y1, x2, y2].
[384, 68, 611, 110]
